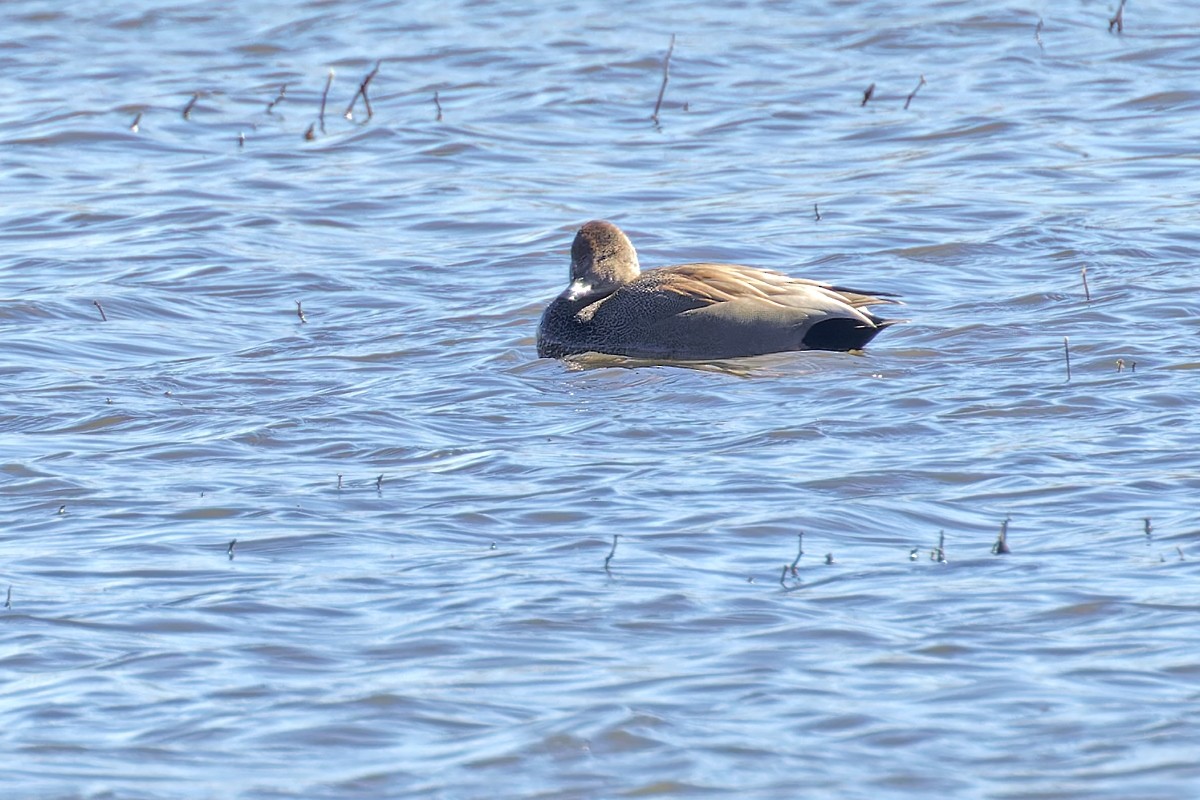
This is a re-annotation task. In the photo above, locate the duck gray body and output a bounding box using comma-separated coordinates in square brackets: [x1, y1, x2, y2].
[537, 220, 899, 360]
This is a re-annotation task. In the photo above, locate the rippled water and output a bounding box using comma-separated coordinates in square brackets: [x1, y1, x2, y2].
[3, 0, 1200, 797]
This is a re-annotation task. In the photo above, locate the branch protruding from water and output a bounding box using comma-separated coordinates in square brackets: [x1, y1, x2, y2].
[434, 90, 444, 122]
[93, 300, 107, 322]
[345, 60, 382, 121]
[320, 69, 334, 133]
[296, 300, 308, 324]
[861, 83, 875, 107]
[266, 84, 287, 114]
[1081, 266, 1091, 302]
[1109, 0, 1127, 33]
[183, 92, 199, 120]
[605, 534, 620, 572]
[651, 34, 676, 125]
[790, 532, 804, 576]
[992, 516, 1012, 555]
[1063, 336, 1072, 382]
[904, 75, 926, 110]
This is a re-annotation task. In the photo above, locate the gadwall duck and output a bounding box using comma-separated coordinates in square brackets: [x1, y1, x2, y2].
[537, 220, 900, 360]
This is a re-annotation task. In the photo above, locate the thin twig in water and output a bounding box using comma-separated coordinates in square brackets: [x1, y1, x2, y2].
[304, 123, 316, 141]
[861, 83, 875, 107]
[1144, 518, 1152, 538]
[825, 553, 836, 565]
[238, 132, 245, 148]
[1177, 546, 1186, 561]
[183, 92, 199, 120]
[790, 532, 804, 576]
[93, 300, 107, 322]
[992, 516, 1012, 555]
[130, 112, 142, 133]
[931, 530, 946, 562]
[1063, 336, 1071, 382]
[813, 203, 821, 222]
[376, 474, 384, 491]
[337, 473, 343, 490]
[909, 547, 920, 561]
[651, 34, 676, 124]
[4, 587, 10, 610]
[296, 300, 308, 323]
[779, 564, 789, 587]
[320, 69, 334, 133]
[1109, 0, 1127, 33]
[904, 75, 927, 110]
[433, 90, 443, 121]
[344, 60, 382, 121]
[1081, 266, 1091, 302]
[227, 539, 237, 560]
[1116, 358, 1125, 373]
[604, 534, 620, 572]
[266, 84, 287, 114]
[1035, 18, 1044, 51]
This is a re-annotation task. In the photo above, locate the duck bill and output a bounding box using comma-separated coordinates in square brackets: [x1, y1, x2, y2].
[561, 277, 596, 303]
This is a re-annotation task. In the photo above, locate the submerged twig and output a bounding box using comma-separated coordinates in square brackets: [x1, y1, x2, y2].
[904, 75, 927, 110]
[605, 534, 620, 572]
[651, 34, 676, 124]
[93, 300, 107, 322]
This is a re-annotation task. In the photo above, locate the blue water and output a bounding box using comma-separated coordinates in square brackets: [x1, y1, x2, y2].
[3, 1, 1200, 797]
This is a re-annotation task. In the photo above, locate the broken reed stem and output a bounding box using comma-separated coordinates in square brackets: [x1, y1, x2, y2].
[93, 300, 107, 322]
[813, 203, 821, 221]
[1080, 266, 1091, 302]
[227, 539, 237, 560]
[182, 92, 199, 120]
[433, 90, 443, 121]
[266, 83, 287, 114]
[1109, 0, 1127, 33]
[320, 69, 334, 133]
[1144, 517, 1152, 538]
[344, 60, 382, 121]
[336, 473, 343, 490]
[904, 75, 927, 110]
[4, 586, 10, 610]
[376, 473, 384, 490]
[651, 34, 676, 124]
[861, 83, 875, 107]
[130, 112, 142, 132]
[779, 564, 789, 587]
[296, 300, 308, 323]
[1063, 336, 1071, 382]
[1035, 18, 1044, 51]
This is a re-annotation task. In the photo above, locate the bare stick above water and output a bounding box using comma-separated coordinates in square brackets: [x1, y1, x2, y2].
[1081, 266, 1091, 302]
[433, 90, 444, 121]
[813, 203, 822, 222]
[227, 539, 237, 560]
[266, 84, 287, 114]
[1063, 336, 1071, 382]
[992, 516, 1012, 555]
[1109, 0, 1127, 33]
[344, 60, 382, 121]
[183, 92, 199, 120]
[304, 123, 316, 141]
[931, 530, 946, 563]
[904, 75, 927, 110]
[605, 534, 620, 572]
[1035, 18, 1044, 51]
[337, 473, 343, 490]
[320, 69, 334, 133]
[130, 112, 142, 133]
[779, 564, 789, 587]
[93, 300, 107, 322]
[1144, 517, 1152, 538]
[790, 532, 804, 576]
[651, 34, 676, 124]
[376, 474, 384, 491]
[4, 586, 10, 610]
[296, 300, 308, 323]
[861, 83, 875, 107]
